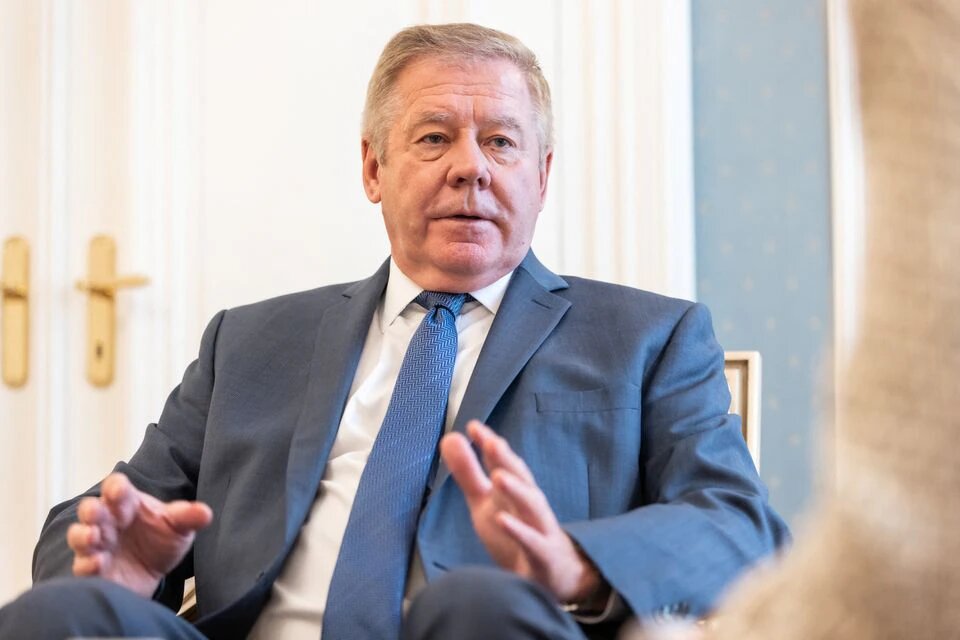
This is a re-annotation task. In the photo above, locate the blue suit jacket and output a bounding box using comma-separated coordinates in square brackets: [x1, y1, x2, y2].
[34, 253, 788, 638]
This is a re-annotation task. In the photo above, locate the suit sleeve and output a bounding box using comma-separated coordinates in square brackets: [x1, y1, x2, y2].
[564, 302, 790, 621]
[31, 310, 226, 611]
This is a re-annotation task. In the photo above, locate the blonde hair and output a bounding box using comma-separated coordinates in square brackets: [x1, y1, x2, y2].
[362, 23, 553, 162]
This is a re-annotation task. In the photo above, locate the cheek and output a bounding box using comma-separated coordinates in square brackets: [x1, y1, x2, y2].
[502, 181, 542, 237]
[384, 207, 421, 241]
[381, 180, 420, 230]
[386, 209, 431, 254]
[513, 213, 539, 247]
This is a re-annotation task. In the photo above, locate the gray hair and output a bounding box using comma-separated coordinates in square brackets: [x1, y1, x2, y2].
[362, 23, 554, 162]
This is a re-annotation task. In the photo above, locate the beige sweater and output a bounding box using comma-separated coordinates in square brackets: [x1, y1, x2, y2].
[637, 1, 960, 638]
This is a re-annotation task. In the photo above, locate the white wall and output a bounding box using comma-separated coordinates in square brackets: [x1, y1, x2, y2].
[192, 0, 694, 327]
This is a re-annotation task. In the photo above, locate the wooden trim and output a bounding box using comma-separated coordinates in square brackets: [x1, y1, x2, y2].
[724, 350, 762, 469]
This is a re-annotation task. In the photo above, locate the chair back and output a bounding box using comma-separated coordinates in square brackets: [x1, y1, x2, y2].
[724, 351, 762, 469]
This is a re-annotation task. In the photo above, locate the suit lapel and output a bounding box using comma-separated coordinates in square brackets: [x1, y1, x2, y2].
[283, 260, 390, 542]
[431, 253, 571, 492]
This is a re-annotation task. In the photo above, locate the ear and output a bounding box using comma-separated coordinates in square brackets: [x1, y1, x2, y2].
[361, 139, 382, 203]
[538, 148, 554, 209]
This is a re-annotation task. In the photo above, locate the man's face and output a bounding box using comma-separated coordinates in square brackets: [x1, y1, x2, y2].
[362, 56, 553, 293]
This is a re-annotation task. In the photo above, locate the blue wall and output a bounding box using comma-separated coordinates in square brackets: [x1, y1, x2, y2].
[692, 0, 832, 524]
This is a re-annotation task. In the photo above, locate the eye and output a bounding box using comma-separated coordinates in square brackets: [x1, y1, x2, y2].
[489, 136, 514, 149]
[420, 133, 446, 145]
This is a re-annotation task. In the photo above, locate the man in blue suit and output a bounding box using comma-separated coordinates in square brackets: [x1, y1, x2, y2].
[1, 23, 788, 639]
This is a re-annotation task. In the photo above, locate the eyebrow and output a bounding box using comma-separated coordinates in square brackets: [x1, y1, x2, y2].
[485, 115, 525, 132]
[405, 111, 525, 134]
[405, 111, 451, 131]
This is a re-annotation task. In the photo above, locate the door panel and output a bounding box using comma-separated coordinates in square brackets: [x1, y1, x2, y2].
[1, 0, 48, 600]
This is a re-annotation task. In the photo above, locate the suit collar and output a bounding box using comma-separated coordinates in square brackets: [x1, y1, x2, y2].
[379, 259, 513, 328]
[517, 250, 569, 292]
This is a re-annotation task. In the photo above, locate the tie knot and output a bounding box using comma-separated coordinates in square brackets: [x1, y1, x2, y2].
[416, 291, 467, 317]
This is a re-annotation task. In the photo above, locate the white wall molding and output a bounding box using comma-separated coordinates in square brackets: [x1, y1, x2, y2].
[548, 0, 694, 297]
[658, 1, 696, 299]
[128, 0, 203, 454]
[828, 0, 865, 372]
[827, 0, 866, 485]
[37, 0, 70, 511]
[550, 0, 693, 298]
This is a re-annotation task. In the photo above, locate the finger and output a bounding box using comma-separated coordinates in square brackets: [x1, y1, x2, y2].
[100, 473, 141, 529]
[496, 510, 553, 574]
[77, 497, 112, 526]
[466, 420, 501, 472]
[72, 551, 106, 577]
[491, 469, 558, 532]
[440, 432, 492, 504]
[468, 421, 535, 484]
[66, 523, 104, 554]
[76, 498, 120, 550]
[163, 501, 214, 535]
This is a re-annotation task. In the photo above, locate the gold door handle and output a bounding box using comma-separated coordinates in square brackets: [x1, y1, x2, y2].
[75, 275, 151, 297]
[2, 284, 28, 298]
[75, 235, 150, 387]
[2, 237, 30, 388]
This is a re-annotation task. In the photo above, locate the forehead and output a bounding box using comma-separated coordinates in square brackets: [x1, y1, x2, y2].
[391, 57, 536, 129]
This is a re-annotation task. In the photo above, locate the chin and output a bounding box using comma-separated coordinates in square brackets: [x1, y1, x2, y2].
[429, 243, 487, 272]
[400, 242, 521, 291]
[419, 261, 503, 293]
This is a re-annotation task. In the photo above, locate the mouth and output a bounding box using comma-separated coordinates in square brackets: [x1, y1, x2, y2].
[441, 212, 491, 222]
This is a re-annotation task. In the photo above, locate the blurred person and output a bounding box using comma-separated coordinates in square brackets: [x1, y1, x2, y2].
[632, 0, 960, 638]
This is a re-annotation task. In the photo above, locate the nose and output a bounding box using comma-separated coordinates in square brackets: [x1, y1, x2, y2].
[446, 139, 491, 189]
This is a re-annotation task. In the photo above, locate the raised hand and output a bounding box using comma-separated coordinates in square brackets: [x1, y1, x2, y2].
[440, 420, 607, 606]
[66, 472, 213, 597]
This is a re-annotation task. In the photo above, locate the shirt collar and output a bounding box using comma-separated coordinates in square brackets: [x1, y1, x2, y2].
[380, 259, 513, 330]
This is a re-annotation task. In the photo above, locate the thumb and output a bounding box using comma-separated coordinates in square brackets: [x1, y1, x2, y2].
[163, 501, 214, 535]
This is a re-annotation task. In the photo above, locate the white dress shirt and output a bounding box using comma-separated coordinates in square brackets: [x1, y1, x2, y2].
[249, 261, 511, 639]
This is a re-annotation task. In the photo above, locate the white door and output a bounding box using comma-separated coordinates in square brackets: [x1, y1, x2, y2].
[1, 0, 170, 600]
[0, 0, 692, 605]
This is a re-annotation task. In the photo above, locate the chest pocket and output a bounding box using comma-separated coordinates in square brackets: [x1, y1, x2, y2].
[526, 382, 641, 522]
[535, 383, 640, 413]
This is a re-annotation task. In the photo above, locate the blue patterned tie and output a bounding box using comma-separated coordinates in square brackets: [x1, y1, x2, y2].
[322, 291, 467, 640]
